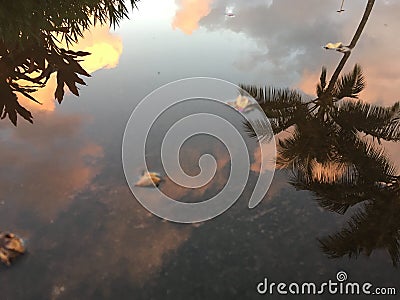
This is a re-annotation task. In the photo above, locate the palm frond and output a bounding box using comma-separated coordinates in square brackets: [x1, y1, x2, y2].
[318, 208, 369, 259]
[276, 129, 304, 169]
[290, 169, 366, 214]
[332, 64, 365, 99]
[337, 132, 398, 182]
[277, 116, 343, 168]
[319, 199, 400, 266]
[270, 104, 310, 134]
[243, 118, 274, 142]
[240, 85, 310, 134]
[284, 124, 398, 214]
[334, 100, 400, 142]
[239, 85, 304, 110]
[316, 66, 327, 97]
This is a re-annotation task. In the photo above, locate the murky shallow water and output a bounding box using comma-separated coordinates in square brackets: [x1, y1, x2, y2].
[1, 0, 400, 299]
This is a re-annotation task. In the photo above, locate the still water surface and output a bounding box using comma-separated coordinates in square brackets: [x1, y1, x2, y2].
[1, 0, 399, 299]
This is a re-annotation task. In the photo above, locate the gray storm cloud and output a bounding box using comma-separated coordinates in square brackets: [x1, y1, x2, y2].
[199, 0, 400, 97]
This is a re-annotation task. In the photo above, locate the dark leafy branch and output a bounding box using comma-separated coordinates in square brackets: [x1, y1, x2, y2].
[0, 0, 139, 125]
[332, 64, 365, 100]
[319, 196, 400, 266]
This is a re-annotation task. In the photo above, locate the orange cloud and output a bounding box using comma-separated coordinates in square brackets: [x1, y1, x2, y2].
[33, 184, 192, 292]
[18, 26, 123, 112]
[70, 26, 123, 73]
[0, 112, 103, 222]
[296, 69, 319, 97]
[159, 141, 230, 201]
[250, 146, 262, 173]
[172, 0, 213, 34]
[250, 140, 277, 174]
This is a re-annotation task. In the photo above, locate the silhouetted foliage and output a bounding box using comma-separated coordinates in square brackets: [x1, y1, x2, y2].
[0, 0, 139, 125]
[242, 0, 400, 265]
[242, 67, 400, 265]
[319, 192, 400, 266]
[259, 89, 400, 265]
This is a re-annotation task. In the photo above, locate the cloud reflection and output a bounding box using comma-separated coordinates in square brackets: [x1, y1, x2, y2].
[172, 0, 213, 34]
[199, 0, 400, 104]
[0, 112, 103, 223]
[18, 26, 123, 112]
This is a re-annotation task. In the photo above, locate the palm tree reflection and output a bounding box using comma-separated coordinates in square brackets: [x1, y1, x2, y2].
[241, 2, 400, 266]
[242, 68, 400, 264]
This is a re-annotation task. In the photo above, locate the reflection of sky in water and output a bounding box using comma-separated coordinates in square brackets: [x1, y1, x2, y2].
[1, 0, 400, 299]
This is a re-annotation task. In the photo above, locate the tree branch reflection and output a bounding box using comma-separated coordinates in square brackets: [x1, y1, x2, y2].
[0, 0, 139, 125]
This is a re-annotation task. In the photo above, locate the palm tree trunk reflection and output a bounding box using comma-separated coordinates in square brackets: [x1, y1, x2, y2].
[242, 0, 400, 265]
